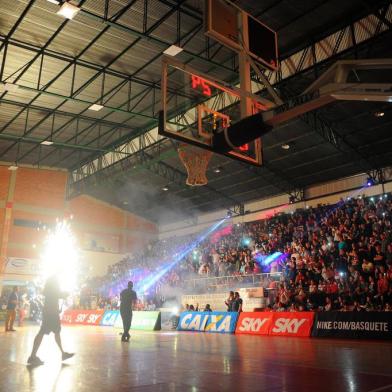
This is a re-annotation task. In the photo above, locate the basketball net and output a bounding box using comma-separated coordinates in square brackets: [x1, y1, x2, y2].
[178, 144, 212, 186]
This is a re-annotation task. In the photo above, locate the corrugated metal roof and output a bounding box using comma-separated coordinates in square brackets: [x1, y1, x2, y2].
[0, 0, 391, 220]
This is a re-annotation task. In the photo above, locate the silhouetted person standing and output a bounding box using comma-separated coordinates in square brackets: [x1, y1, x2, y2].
[27, 276, 74, 366]
[5, 286, 18, 332]
[120, 281, 137, 342]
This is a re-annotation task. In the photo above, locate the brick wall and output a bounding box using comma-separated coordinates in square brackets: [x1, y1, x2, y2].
[0, 165, 157, 275]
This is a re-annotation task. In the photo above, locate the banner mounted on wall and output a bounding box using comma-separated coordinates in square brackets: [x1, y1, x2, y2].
[177, 311, 239, 334]
[113, 311, 161, 331]
[100, 310, 121, 326]
[312, 312, 392, 339]
[236, 312, 272, 335]
[235, 312, 314, 337]
[61, 309, 105, 325]
[270, 312, 314, 337]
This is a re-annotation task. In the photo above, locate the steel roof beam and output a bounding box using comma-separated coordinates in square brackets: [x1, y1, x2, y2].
[69, 143, 243, 213]
[8, 7, 204, 166]
[0, 34, 178, 91]
[30, 31, 204, 167]
[0, 0, 159, 158]
[69, 5, 392, 180]
[0, 98, 145, 131]
[78, 6, 237, 75]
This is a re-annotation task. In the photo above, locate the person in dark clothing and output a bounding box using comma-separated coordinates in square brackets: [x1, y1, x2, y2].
[27, 276, 74, 366]
[225, 291, 234, 312]
[5, 286, 18, 332]
[120, 281, 137, 342]
[231, 292, 243, 312]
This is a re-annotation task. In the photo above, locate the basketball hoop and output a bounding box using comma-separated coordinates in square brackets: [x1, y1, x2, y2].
[178, 144, 212, 186]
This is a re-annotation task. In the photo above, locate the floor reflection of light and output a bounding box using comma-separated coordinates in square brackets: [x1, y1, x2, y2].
[25, 333, 76, 392]
[345, 368, 356, 392]
[28, 362, 74, 392]
[223, 356, 231, 374]
[173, 335, 178, 354]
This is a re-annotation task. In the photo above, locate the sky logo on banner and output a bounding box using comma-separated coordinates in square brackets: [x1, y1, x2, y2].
[238, 317, 270, 332]
[272, 318, 307, 334]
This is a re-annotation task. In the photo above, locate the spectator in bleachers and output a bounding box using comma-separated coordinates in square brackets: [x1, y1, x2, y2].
[79, 193, 391, 313]
[231, 292, 243, 313]
[224, 291, 234, 312]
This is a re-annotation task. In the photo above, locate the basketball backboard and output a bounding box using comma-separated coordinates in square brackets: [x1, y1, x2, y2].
[205, 0, 278, 72]
[159, 56, 274, 166]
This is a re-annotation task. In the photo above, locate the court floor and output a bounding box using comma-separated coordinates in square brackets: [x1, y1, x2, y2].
[1, 325, 392, 392]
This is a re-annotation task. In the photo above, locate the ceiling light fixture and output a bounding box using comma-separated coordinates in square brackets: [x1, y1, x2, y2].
[374, 111, 385, 117]
[46, 0, 60, 4]
[163, 45, 183, 57]
[88, 103, 104, 111]
[41, 140, 54, 146]
[214, 167, 222, 173]
[57, 2, 80, 19]
[281, 143, 290, 150]
[162, 186, 169, 191]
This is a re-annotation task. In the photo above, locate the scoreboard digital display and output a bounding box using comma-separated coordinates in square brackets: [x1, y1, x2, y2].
[191, 75, 212, 97]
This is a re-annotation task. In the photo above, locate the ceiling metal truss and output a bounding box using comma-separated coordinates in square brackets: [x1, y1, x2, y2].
[0, 0, 391, 219]
[67, 4, 392, 200]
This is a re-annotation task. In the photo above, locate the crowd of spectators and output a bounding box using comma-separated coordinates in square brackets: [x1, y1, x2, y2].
[84, 193, 392, 312]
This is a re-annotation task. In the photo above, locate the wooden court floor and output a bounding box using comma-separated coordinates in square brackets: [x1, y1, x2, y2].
[1, 325, 392, 392]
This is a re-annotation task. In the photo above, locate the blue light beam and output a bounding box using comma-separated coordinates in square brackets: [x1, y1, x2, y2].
[135, 217, 227, 293]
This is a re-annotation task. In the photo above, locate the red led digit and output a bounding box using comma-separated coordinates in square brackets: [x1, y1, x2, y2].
[201, 80, 212, 97]
[191, 75, 201, 89]
[191, 75, 212, 97]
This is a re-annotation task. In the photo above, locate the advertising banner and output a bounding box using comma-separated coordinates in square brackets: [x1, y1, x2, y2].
[100, 310, 121, 326]
[61, 309, 105, 325]
[113, 311, 161, 331]
[312, 312, 392, 339]
[235, 312, 314, 337]
[177, 311, 238, 334]
[269, 312, 314, 337]
[4, 257, 40, 276]
[235, 312, 273, 335]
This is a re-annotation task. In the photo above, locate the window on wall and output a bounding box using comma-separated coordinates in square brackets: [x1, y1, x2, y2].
[82, 233, 120, 253]
[13, 219, 51, 229]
